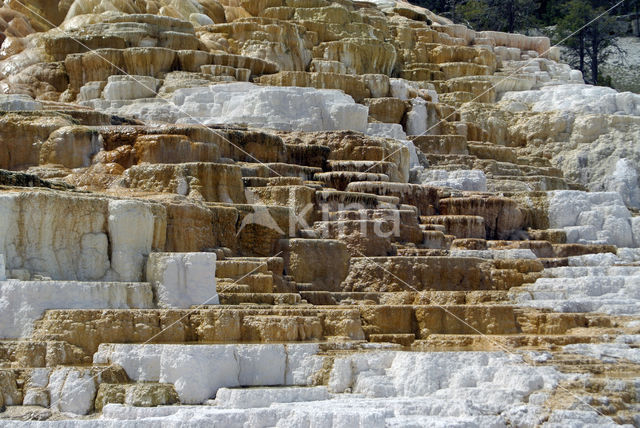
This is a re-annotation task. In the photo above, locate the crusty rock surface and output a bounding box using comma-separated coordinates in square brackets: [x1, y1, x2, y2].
[0, 0, 638, 425]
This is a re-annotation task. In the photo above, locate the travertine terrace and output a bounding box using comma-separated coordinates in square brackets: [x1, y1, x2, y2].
[0, 0, 639, 425]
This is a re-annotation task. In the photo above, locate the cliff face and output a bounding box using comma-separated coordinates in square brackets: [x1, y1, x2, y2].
[0, 0, 639, 425]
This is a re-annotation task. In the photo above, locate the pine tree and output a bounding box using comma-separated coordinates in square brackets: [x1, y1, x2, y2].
[455, 0, 491, 29]
[453, 0, 535, 31]
[553, 0, 623, 84]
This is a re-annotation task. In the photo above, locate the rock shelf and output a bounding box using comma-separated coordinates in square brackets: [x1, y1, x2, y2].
[0, 0, 638, 425]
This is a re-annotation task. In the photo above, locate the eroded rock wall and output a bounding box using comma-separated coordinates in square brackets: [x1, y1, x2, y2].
[0, 0, 638, 425]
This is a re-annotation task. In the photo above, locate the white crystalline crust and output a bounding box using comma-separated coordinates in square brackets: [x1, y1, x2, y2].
[0, 280, 153, 338]
[389, 78, 438, 103]
[501, 84, 640, 116]
[418, 169, 488, 191]
[214, 386, 331, 409]
[512, 251, 640, 315]
[146, 252, 218, 308]
[366, 123, 408, 141]
[108, 200, 157, 282]
[102, 75, 160, 101]
[6, 346, 621, 426]
[93, 343, 324, 404]
[86, 83, 369, 133]
[0, 94, 42, 111]
[0, 193, 161, 282]
[47, 367, 97, 415]
[365, 123, 420, 168]
[450, 249, 537, 259]
[365, 0, 400, 8]
[547, 190, 638, 247]
[467, 104, 640, 208]
[564, 341, 640, 365]
[100, 346, 562, 398]
[405, 98, 429, 135]
[605, 158, 640, 209]
[491, 57, 583, 91]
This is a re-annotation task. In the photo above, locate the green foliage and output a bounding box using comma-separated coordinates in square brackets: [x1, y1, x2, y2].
[598, 73, 614, 87]
[488, 0, 537, 32]
[454, 0, 490, 29]
[409, 0, 626, 86]
[554, 0, 622, 84]
[414, 0, 539, 31]
[412, 0, 459, 20]
[536, 0, 567, 25]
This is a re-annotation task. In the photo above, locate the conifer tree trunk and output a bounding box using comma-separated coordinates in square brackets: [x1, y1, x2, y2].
[579, 29, 585, 74]
[507, 0, 515, 32]
[636, 0, 640, 37]
[590, 24, 599, 84]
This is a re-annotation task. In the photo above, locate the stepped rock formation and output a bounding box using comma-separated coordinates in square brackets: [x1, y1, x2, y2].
[0, 0, 639, 425]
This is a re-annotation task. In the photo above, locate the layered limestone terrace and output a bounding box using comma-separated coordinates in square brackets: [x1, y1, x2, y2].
[0, 0, 639, 425]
